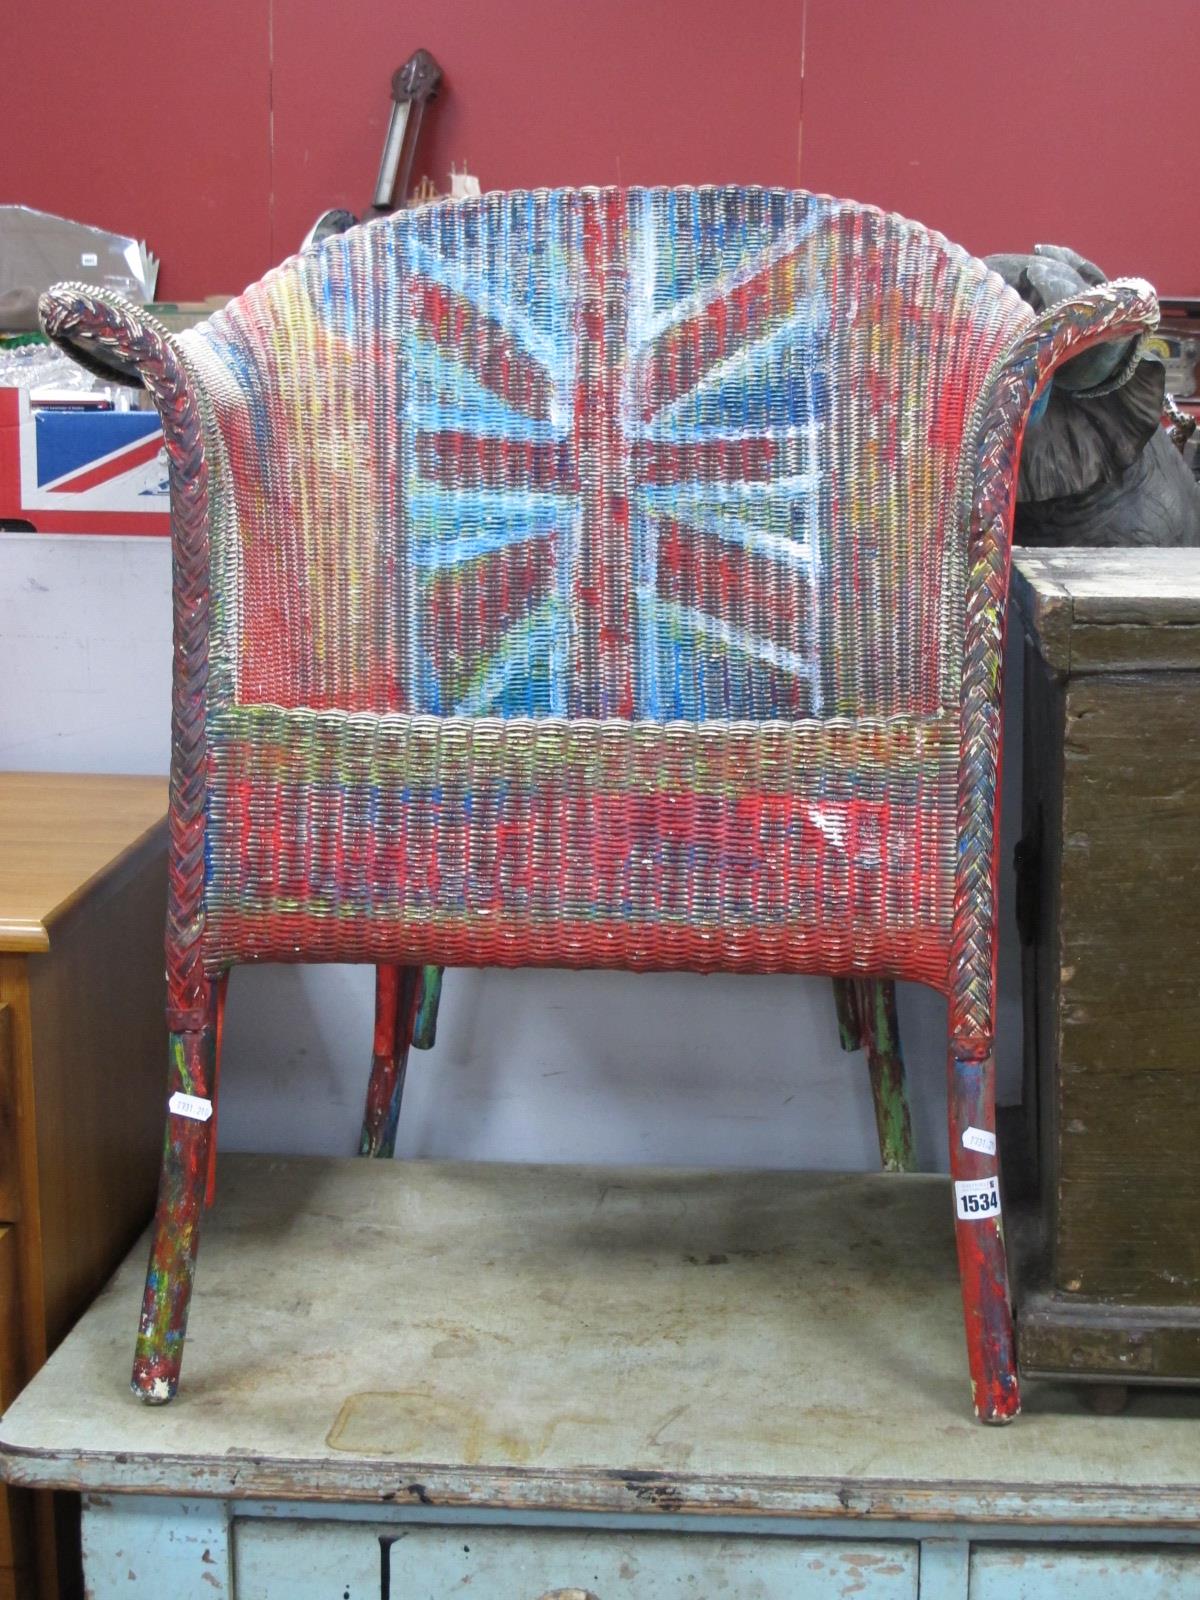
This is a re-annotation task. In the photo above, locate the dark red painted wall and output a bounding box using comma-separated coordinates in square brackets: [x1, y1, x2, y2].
[7, 0, 1194, 300]
[802, 0, 1194, 292]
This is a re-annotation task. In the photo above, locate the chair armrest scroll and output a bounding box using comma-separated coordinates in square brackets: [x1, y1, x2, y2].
[40, 283, 212, 1029]
[41, 282, 180, 387]
[1006, 276, 1159, 405]
[38, 284, 208, 538]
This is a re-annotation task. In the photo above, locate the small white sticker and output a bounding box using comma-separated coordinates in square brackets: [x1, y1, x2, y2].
[962, 1126, 997, 1156]
[80, 251, 99, 267]
[955, 1175, 1000, 1221]
[169, 1091, 213, 1122]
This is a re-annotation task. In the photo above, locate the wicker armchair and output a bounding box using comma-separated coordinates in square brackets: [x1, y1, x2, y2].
[42, 186, 1156, 1422]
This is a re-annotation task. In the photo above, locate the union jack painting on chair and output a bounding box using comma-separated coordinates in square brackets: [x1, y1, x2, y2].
[402, 186, 827, 724]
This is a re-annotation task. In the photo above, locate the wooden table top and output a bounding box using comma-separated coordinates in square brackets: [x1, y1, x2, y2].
[0, 772, 168, 953]
[2, 1156, 1198, 1526]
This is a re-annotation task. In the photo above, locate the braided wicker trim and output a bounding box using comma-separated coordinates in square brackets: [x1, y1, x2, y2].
[39, 286, 212, 1029]
[949, 277, 1158, 1057]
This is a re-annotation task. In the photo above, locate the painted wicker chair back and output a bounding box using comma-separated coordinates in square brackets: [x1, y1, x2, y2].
[184, 189, 1030, 991]
[40, 186, 1158, 1421]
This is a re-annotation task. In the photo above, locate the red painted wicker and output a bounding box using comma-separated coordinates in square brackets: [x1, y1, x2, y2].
[41, 185, 1157, 1419]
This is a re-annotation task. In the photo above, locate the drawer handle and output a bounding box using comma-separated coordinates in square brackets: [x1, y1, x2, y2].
[536, 1591, 601, 1599]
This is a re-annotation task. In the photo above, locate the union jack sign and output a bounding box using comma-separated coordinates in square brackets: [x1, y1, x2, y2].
[0, 387, 170, 535]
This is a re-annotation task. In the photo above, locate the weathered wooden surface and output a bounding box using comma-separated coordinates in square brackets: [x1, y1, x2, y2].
[3, 1156, 1199, 1527]
[969, 1544, 1200, 1598]
[1056, 671, 1200, 1304]
[236, 1519, 919, 1598]
[1012, 549, 1200, 673]
[1019, 1290, 1200, 1381]
[74, 1492, 1200, 1600]
[74, 1490, 1200, 1600]
[1014, 549, 1200, 619]
[82, 1498, 230, 1600]
[1013, 549, 1200, 1384]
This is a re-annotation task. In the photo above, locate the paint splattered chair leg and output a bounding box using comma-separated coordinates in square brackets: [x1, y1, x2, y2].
[412, 965, 444, 1051]
[832, 976, 863, 1051]
[948, 1049, 1020, 1424]
[359, 965, 420, 1158]
[204, 971, 229, 1207]
[131, 996, 219, 1404]
[857, 980, 916, 1173]
[833, 978, 917, 1173]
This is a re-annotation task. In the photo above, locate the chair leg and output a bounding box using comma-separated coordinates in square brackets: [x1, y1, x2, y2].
[359, 964, 419, 1158]
[412, 964, 444, 1051]
[131, 991, 219, 1404]
[948, 1050, 1020, 1424]
[858, 979, 917, 1173]
[832, 976, 863, 1050]
[204, 971, 229, 1208]
[833, 978, 917, 1173]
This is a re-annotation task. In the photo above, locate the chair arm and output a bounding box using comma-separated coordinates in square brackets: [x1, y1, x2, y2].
[1005, 276, 1159, 406]
[39, 283, 212, 1029]
[949, 277, 1158, 1060]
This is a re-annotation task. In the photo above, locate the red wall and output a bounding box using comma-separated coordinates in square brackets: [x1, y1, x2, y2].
[7, 0, 1194, 300]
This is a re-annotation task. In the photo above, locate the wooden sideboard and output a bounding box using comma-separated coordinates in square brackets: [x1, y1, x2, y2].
[0, 773, 168, 1600]
[1012, 549, 1200, 1394]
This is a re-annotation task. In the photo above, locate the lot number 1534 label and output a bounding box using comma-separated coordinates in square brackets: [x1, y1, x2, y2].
[954, 1175, 1000, 1221]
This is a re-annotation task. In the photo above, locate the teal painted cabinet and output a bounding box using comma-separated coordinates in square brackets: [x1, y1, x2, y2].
[77, 1500, 1200, 1600]
[3, 1158, 1199, 1599]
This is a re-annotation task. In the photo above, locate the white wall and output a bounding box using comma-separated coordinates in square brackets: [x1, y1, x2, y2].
[0, 532, 1024, 1172]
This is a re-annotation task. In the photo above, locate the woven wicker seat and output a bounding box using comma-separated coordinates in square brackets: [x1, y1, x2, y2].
[42, 185, 1156, 1422]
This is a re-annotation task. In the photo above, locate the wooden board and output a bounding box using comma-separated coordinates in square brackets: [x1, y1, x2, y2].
[27, 843, 168, 1352]
[1012, 549, 1200, 674]
[2, 1157, 1200, 1527]
[0, 1006, 17, 1222]
[1013, 549, 1200, 1386]
[0, 774, 169, 1599]
[0, 773, 167, 952]
[1055, 671, 1200, 1305]
[1015, 548, 1200, 620]
[235, 1519, 920, 1598]
[0, 1225, 32, 1600]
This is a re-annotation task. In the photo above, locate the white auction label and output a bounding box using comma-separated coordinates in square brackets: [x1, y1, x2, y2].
[962, 1126, 997, 1156]
[954, 1175, 1000, 1220]
[168, 1091, 213, 1123]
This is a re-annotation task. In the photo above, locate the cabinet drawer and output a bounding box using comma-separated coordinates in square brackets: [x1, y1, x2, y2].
[972, 1543, 1200, 1599]
[234, 1520, 918, 1599]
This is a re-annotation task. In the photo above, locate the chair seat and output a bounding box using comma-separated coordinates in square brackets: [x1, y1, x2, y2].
[203, 704, 958, 985]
